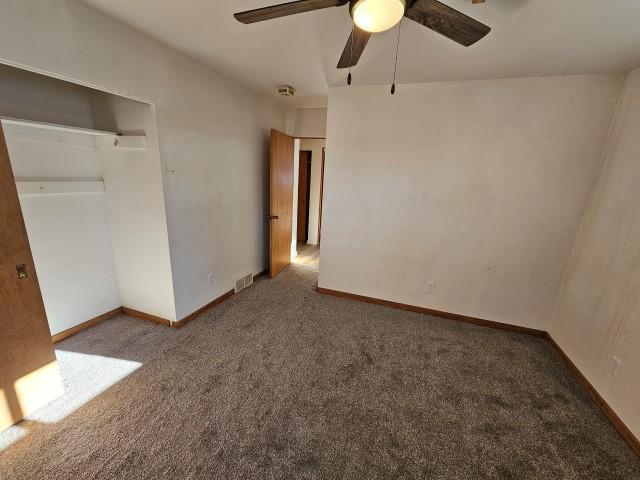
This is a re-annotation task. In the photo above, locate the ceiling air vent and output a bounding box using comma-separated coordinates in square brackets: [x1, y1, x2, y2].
[234, 273, 254, 293]
[277, 85, 295, 97]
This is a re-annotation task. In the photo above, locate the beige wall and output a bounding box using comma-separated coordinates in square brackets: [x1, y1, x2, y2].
[286, 108, 327, 138]
[550, 67, 640, 440]
[94, 96, 176, 320]
[0, 0, 285, 320]
[319, 75, 622, 330]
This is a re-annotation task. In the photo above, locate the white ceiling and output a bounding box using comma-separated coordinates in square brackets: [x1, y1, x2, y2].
[81, 0, 640, 108]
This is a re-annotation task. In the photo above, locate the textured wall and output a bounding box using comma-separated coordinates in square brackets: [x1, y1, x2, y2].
[551, 67, 640, 440]
[320, 75, 622, 330]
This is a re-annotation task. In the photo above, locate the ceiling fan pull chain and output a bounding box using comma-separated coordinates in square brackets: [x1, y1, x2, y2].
[391, 18, 403, 95]
[348, 23, 355, 86]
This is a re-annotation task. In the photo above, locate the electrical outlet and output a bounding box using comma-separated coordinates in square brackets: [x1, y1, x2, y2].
[426, 281, 436, 294]
[608, 356, 622, 377]
[207, 273, 214, 285]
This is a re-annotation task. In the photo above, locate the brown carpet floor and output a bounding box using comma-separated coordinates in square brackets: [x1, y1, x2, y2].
[1, 261, 639, 479]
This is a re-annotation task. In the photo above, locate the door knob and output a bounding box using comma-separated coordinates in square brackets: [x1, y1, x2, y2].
[16, 264, 28, 279]
[267, 215, 279, 220]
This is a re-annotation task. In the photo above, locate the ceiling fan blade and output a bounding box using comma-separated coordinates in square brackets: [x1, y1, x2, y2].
[405, 0, 491, 47]
[234, 0, 347, 24]
[337, 27, 372, 69]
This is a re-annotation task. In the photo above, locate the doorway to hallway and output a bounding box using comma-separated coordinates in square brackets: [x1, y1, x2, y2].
[292, 138, 325, 269]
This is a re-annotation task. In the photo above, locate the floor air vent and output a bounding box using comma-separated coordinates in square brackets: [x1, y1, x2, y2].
[234, 273, 254, 293]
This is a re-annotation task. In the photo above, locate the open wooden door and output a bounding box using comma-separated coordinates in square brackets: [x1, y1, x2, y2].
[0, 123, 64, 431]
[269, 129, 294, 278]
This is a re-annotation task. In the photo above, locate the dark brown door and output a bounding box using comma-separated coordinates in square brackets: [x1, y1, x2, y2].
[269, 129, 294, 278]
[297, 151, 311, 243]
[0, 123, 63, 430]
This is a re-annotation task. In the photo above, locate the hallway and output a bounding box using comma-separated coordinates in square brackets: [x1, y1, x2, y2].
[294, 243, 320, 267]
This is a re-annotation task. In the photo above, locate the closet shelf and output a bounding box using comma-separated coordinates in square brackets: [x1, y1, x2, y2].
[1, 116, 117, 136]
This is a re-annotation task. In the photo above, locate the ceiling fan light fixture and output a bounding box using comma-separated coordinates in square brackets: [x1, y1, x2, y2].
[351, 0, 406, 33]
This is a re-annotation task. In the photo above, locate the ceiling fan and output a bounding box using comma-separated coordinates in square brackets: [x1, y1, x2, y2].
[234, 0, 491, 70]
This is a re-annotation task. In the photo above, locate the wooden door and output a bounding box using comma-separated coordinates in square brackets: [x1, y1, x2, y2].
[269, 129, 294, 278]
[0, 123, 63, 431]
[297, 151, 311, 243]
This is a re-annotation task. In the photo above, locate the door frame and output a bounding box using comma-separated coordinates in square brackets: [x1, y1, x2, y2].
[295, 138, 327, 248]
[318, 147, 326, 245]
